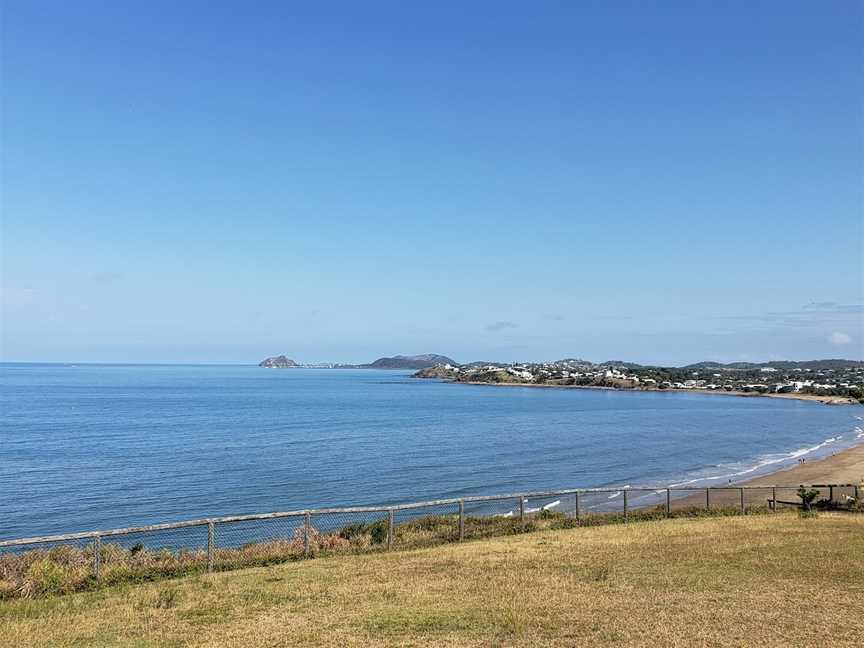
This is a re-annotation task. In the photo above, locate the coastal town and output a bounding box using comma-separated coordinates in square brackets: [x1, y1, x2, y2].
[415, 359, 864, 403]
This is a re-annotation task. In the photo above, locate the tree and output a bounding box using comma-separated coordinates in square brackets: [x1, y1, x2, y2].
[797, 487, 820, 512]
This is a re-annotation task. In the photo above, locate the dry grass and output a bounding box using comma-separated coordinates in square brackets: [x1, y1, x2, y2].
[1, 512, 862, 647]
[0, 507, 769, 600]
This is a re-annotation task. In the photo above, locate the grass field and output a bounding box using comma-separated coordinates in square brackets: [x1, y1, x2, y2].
[1, 513, 862, 647]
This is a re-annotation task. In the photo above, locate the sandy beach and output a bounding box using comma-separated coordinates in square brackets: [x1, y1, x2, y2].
[740, 442, 864, 486]
[667, 442, 864, 510]
[672, 443, 864, 504]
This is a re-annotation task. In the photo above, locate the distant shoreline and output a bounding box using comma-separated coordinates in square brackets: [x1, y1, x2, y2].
[438, 379, 861, 405]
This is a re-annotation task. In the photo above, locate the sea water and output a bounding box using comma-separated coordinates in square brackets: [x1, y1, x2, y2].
[1, 363, 861, 539]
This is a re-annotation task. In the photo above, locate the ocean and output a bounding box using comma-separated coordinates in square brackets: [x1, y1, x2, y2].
[1, 363, 861, 540]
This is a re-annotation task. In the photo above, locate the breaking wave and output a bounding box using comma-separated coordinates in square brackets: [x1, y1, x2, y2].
[667, 432, 854, 489]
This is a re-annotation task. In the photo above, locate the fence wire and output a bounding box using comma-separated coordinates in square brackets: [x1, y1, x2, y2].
[1, 482, 859, 599]
[313, 510, 391, 555]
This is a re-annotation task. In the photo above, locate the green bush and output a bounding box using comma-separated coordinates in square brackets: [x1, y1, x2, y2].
[536, 508, 565, 520]
[22, 559, 67, 597]
[338, 518, 389, 545]
[797, 487, 820, 512]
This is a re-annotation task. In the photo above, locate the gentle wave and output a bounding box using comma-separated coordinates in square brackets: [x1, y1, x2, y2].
[525, 499, 561, 514]
[667, 433, 850, 488]
[607, 485, 631, 499]
[495, 499, 562, 517]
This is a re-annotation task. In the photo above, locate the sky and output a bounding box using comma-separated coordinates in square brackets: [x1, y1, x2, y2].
[1, 1, 862, 365]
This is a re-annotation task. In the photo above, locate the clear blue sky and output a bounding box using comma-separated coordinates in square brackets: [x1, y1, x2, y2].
[1, 1, 862, 365]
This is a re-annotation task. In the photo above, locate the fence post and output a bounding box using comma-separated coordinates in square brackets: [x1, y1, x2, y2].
[739, 488, 745, 514]
[519, 497, 525, 522]
[829, 485, 834, 503]
[772, 487, 777, 511]
[387, 509, 395, 550]
[207, 521, 215, 573]
[93, 534, 101, 580]
[855, 485, 859, 500]
[458, 500, 465, 541]
[666, 488, 671, 517]
[303, 512, 311, 557]
[623, 490, 628, 521]
[574, 491, 580, 520]
[706, 488, 710, 510]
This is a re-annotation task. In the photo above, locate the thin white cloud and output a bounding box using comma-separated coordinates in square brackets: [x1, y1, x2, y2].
[718, 303, 863, 328]
[829, 331, 852, 346]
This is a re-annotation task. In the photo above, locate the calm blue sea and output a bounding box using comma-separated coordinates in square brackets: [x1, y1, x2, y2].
[1, 363, 862, 540]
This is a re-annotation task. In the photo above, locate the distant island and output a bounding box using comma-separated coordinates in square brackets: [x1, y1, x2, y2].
[259, 355, 299, 368]
[414, 358, 864, 405]
[258, 353, 456, 370]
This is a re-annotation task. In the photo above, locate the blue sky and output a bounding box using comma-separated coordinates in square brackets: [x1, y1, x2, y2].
[1, 1, 862, 365]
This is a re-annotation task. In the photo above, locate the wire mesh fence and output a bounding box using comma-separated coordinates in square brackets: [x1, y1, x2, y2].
[1, 482, 860, 599]
[312, 509, 391, 555]
[394, 502, 460, 549]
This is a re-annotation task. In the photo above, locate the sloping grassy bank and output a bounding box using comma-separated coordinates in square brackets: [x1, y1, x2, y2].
[2, 513, 862, 647]
[1, 505, 776, 600]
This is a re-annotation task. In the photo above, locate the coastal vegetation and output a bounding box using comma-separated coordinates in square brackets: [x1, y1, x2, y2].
[5, 493, 863, 602]
[2, 514, 862, 647]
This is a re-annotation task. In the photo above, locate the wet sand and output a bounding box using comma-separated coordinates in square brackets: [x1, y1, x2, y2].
[739, 441, 864, 486]
[665, 442, 864, 510]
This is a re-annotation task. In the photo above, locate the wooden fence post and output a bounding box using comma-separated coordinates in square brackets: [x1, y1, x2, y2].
[772, 487, 777, 512]
[829, 485, 834, 503]
[207, 521, 215, 573]
[623, 490, 628, 521]
[93, 535, 101, 580]
[458, 500, 465, 541]
[519, 497, 525, 522]
[574, 491, 580, 520]
[387, 509, 394, 550]
[666, 488, 671, 517]
[303, 513, 311, 557]
[739, 488, 745, 514]
[706, 488, 710, 510]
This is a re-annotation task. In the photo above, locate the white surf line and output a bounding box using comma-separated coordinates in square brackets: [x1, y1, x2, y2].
[607, 485, 630, 499]
[667, 435, 846, 489]
[493, 499, 562, 517]
[524, 500, 561, 514]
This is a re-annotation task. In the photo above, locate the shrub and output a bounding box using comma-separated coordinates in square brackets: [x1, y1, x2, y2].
[396, 515, 458, 548]
[536, 508, 565, 520]
[21, 559, 67, 597]
[797, 487, 820, 512]
[338, 518, 389, 545]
